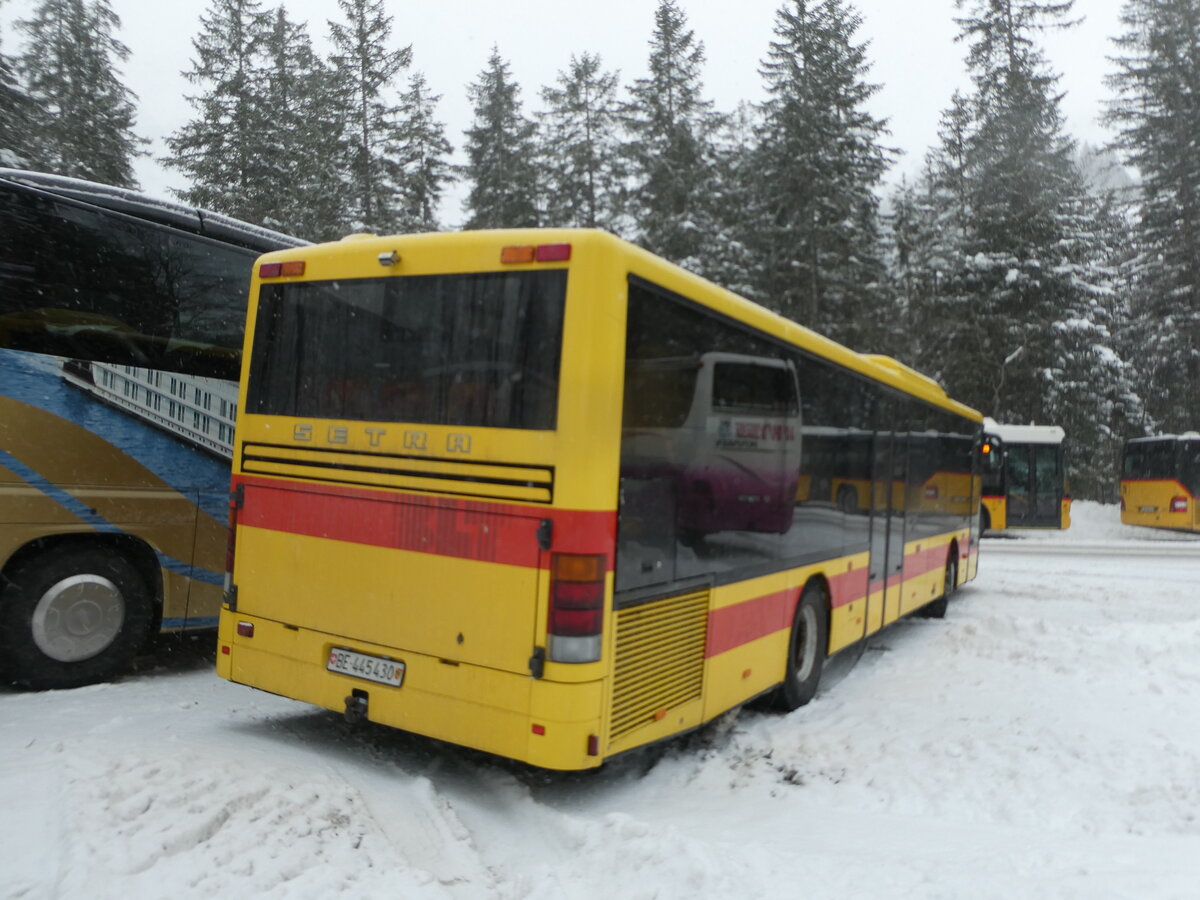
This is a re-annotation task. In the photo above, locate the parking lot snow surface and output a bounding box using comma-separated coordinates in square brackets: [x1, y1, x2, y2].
[3, 502, 1199, 899]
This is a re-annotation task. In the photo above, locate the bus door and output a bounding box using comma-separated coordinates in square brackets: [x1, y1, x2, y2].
[868, 424, 906, 627]
[1006, 444, 1062, 527]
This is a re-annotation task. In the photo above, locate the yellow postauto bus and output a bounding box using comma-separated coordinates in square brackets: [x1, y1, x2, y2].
[1120, 434, 1200, 532]
[0, 169, 303, 689]
[979, 419, 1071, 532]
[218, 229, 984, 770]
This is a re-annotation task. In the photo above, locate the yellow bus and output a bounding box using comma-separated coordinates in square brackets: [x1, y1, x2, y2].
[0, 169, 303, 689]
[979, 419, 1071, 532]
[1120, 434, 1200, 532]
[218, 229, 984, 770]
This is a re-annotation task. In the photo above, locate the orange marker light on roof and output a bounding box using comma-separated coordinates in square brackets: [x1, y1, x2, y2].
[501, 245, 536, 264]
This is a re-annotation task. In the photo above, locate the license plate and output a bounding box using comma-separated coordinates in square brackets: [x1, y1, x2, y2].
[327, 648, 405, 686]
[1139, 506, 1157, 513]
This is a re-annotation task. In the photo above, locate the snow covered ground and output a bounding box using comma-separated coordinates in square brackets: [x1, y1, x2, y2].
[3, 501, 1199, 900]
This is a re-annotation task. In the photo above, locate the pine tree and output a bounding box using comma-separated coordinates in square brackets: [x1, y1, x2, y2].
[327, 0, 410, 233]
[259, 6, 346, 240]
[461, 47, 540, 229]
[394, 70, 454, 232]
[898, 94, 977, 384]
[624, 1, 721, 263]
[700, 101, 764, 297]
[17, 0, 142, 186]
[936, 0, 1141, 498]
[0, 7, 35, 168]
[750, 0, 893, 350]
[164, 0, 274, 222]
[538, 52, 624, 231]
[1105, 0, 1200, 432]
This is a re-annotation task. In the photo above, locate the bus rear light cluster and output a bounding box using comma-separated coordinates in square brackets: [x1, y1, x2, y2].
[547, 552, 605, 663]
[224, 486, 241, 604]
[1171, 496, 1189, 513]
[501, 243, 572, 264]
[259, 260, 306, 278]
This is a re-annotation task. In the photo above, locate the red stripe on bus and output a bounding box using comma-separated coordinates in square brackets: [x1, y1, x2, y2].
[233, 474, 616, 567]
[829, 565, 870, 609]
[705, 566, 870, 657]
[706, 590, 793, 657]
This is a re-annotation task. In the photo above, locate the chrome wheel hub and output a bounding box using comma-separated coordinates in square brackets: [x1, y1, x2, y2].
[31, 574, 125, 663]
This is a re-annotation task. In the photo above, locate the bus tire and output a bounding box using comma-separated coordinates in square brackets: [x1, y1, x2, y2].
[980, 506, 991, 534]
[0, 545, 153, 690]
[920, 551, 957, 619]
[836, 485, 858, 514]
[773, 582, 828, 712]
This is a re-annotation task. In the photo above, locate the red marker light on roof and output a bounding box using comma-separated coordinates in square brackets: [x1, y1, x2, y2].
[535, 243, 571, 262]
[259, 260, 305, 278]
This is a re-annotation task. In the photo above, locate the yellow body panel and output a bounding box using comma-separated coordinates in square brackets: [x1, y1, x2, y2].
[217, 613, 604, 770]
[1120, 480, 1199, 532]
[235, 525, 540, 674]
[982, 495, 1008, 530]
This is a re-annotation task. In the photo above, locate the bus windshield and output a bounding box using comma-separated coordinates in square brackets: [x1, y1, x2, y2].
[245, 270, 567, 430]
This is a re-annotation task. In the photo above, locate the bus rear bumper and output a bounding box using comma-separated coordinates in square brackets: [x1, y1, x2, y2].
[216, 611, 605, 770]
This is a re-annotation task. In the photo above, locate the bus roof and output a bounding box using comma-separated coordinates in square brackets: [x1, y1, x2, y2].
[257, 228, 982, 425]
[983, 418, 1066, 445]
[0, 168, 307, 251]
[1125, 433, 1200, 445]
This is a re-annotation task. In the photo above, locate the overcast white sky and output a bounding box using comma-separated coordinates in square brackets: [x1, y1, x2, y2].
[3, 0, 1127, 222]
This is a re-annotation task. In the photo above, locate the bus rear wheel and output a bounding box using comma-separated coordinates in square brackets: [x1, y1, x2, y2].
[0, 545, 153, 690]
[920, 550, 958, 620]
[773, 582, 828, 712]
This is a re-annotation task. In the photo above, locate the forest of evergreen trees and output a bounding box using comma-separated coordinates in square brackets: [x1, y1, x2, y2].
[2, 0, 1198, 501]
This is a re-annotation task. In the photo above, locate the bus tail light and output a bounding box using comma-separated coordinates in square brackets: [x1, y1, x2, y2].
[224, 485, 243, 604]
[547, 553, 605, 663]
[1171, 496, 1189, 513]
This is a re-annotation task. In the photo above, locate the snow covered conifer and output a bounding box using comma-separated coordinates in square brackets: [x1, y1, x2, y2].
[0, 10, 35, 168]
[1105, 0, 1200, 432]
[538, 52, 624, 231]
[327, 0, 411, 234]
[258, 7, 346, 240]
[749, 0, 893, 350]
[624, 1, 721, 263]
[164, 0, 274, 222]
[17, 0, 143, 187]
[394, 71, 454, 233]
[460, 47, 540, 230]
[924, 0, 1143, 499]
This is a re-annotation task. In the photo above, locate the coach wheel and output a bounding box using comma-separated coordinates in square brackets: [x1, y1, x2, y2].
[920, 551, 957, 620]
[773, 582, 828, 712]
[836, 485, 859, 514]
[0, 545, 153, 690]
[980, 506, 991, 534]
